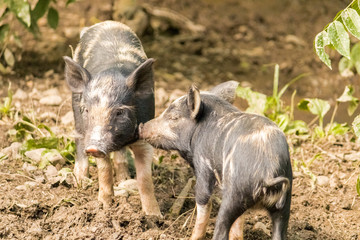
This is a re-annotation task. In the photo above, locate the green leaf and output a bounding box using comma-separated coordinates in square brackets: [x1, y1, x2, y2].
[337, 85, 359, 116]
[286, 120, 309, 135]
[326, 122, 350, 136]
[66, 0, 76, 6]
[22, 137, 59, 152]
[32, 0, 51, 21]
[351, 42, 360, 73]
[352, 114, 360, 137]
[328, 21, 350, 59]
[338, 57, 353, 77]
[275, 114, 289, 132]
[7, 0, 31, 27]
[341, 8, 360, 39]
[314, 31, 332, 69]
[4, 48, 15, 67]
[47, 7, 58, 29]
[298, 98, 330, 119]
[236, 86, 267, 115]
[0, 24, 9, 42]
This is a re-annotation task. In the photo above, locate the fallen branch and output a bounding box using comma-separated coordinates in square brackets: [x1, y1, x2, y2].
[142, 4, 206, 34]
[170, 177, 195, 217]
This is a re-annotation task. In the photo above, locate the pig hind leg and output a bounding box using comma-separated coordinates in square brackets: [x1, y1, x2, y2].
[213, 190, 250, 240]
[130, 141, 161, 217]
[266, 191, 291, 240]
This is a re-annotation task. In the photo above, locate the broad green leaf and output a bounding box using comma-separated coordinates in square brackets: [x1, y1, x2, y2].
[351, 42, 360, 73]
[341, 8, 360, 39]
[275, 114, 289, 132]
[22, 137, 59, 152]
[286, 120, 309, 135]
[32, 0, 50, 21]
[314, 31, 332, 69]
[47, 7, 58, 29]
[0, 24, 9, 42]
[326, 122, 350, 136]
[7, 0, 31, 27]
[328, 21, 350, 59]
[352, 114, 360, 137]
[337, 85, 356, 102]
[298, 98, 330, 119]
[337, 85, 359, 116]
[236, 86, 267, 115]
[338, 57, 353, 77]
[4, 48, 15, 67]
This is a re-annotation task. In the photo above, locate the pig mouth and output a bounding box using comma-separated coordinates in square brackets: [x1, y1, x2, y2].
[85, 145, 107, 158]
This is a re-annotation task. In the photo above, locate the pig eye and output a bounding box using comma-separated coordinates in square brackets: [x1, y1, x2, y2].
[116, 109, 125, 116]
[80, 106, 88, 114]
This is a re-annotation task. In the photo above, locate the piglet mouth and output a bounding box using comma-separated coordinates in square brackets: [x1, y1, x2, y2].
[85, 145, 107, 158]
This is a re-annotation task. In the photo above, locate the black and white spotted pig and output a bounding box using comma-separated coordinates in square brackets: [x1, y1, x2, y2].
[139, 81, 292, 239]
[63, 21, 161, 215]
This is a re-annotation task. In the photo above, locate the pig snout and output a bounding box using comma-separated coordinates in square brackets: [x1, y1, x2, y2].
[85, 145, 106, 158]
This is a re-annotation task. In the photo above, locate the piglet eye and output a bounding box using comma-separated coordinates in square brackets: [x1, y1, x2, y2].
[116, 109, 124, 116]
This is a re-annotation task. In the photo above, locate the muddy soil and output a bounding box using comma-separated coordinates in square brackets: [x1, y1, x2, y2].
[0, 0, 360, 239]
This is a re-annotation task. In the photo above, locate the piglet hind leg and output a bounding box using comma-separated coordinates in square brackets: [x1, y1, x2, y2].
[130, 140, 161, 217]
[267, 192, 291, 240]
[96, 155, 114, 209]
[213, 193, 247, 240]
[113, 148, 131, 183]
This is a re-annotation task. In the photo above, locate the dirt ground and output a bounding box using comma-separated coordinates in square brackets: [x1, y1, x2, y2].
[0, 0, 360, 239]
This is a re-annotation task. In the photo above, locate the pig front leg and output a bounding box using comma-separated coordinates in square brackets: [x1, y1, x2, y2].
[131, 140, 161, 217]
[229, 215, 245, 240]
[113, 148, 130, 183]
[74, 138, 89, 185]
[191, 167, 216, 240]
[96, 155, 114, 208]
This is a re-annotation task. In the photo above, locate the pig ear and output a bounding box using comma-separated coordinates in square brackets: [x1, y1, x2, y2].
[126, 58, 155, 93]
[209, 81, 239, 104]
[63, 56, 91, 93]
[187, 85, 203, 120]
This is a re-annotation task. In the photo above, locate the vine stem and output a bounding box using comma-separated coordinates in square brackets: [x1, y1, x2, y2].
[323, 0, 357, 31]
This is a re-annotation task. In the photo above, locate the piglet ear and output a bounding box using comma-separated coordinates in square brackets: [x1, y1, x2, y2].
[126, 58, 155, 94]
[63, 56, 91, 93]
[187, 85, 203, 120]
[209, 80, 239, 104]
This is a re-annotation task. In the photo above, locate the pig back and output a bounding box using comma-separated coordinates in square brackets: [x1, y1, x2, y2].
[73, 21, 148, 76]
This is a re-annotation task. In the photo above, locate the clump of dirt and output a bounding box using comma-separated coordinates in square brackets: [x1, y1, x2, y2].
[0, 0, 360, 239]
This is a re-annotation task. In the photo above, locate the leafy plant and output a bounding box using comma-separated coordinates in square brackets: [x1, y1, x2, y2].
[0, 82, 13, 119]
[314, 0, 360, 69]
[0, 0, 76, 72]
[236, 64, 308, 135]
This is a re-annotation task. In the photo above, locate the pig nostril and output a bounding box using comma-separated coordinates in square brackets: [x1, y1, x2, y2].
[85, 146, 106, 158]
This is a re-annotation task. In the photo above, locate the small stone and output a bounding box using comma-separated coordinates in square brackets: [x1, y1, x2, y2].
[253, 221, 270, 236]
[43, 151, 65, 166]
[44, 69, 54, 78]
[61, 111, 74, 125]
[40, 112, 57, 121]
[316, 176, 330, 186]
[285, 34, 306, 47]
[45, 165, 58, 178]
[22, 162, 38, 172]
[24, 181, 38, 188]
[2, 142, 22, 159]
[25, 148, 46, 163]
[15, 185, 27, 191]
[117, 179, 138, 192]
[114, 189, 129, 197]
[13, 89, 28, 100]
[159, 234, 167, 239]
[39, 95, 63, 106]
[43, 88, 60, 96]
